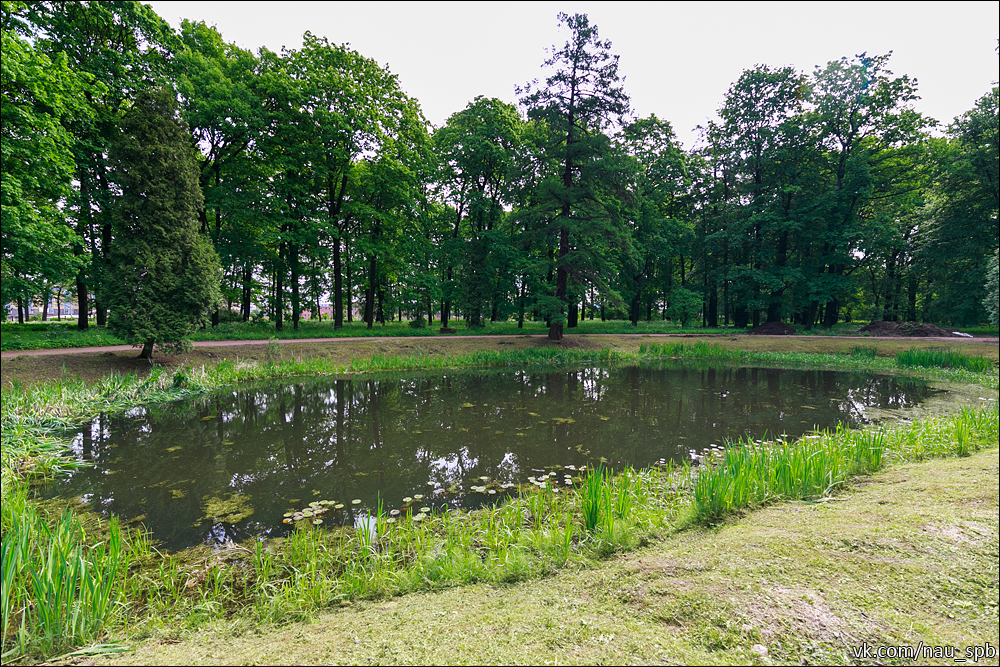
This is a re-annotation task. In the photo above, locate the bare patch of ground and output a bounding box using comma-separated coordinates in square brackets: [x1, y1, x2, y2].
[859, 321, 961, 337]
[748, 321, 798, 335]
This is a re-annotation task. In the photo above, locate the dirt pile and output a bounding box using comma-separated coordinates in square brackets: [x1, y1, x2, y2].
[858, 321, 958, 337]
[748, 321, 798, 335]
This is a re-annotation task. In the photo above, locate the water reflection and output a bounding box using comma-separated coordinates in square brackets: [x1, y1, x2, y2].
[46, 364, 940, 550]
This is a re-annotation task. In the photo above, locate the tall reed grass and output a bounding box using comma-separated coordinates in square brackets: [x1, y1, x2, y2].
[895, 348, 993, 372]
[690, 402, 998, 522]
[1, 500, 125, 659]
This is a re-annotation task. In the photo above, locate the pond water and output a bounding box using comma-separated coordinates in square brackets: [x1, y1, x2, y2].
[46, 363, 942, 550]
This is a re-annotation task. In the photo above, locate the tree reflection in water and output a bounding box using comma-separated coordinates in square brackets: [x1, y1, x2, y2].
[47, 364, 940, 550]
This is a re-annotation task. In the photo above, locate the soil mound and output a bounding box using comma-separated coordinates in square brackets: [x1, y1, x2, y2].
[748, 321, 798, 335]
[858, 321, 957, 337]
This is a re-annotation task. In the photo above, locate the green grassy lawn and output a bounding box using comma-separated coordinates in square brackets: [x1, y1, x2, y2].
[5, 317, 994, 352]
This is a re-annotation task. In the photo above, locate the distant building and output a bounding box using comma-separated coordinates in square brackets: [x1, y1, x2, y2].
[5, 298, 81, 321]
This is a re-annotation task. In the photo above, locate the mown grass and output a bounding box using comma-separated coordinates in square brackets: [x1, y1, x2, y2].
[9, 316, 988, 352]
[1, 341, 997, 662]
[0, 322, 124, 351]
[3, 318, 732, 351]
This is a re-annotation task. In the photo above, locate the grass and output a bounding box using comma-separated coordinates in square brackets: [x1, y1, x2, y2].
[96, 449, 998, 666]
[5, 317, 994, 352]
[896, 347, 995, 372]
[0, 340, 997, 662]
[690, 403, 999, 522]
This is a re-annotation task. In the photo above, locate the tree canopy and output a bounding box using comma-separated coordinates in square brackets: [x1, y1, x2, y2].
[3, 3, 997, 334]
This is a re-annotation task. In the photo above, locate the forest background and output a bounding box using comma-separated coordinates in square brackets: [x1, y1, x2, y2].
[3, 0, 998, 350]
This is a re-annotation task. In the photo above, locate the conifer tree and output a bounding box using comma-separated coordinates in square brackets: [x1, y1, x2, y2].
[518, 13, 632, 340]
[107, 86, 220, 358]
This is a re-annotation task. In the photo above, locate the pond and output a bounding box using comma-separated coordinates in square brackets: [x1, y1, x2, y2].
[45, 363, 944, 550]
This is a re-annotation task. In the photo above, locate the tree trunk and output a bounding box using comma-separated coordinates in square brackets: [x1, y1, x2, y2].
[365, 255, 376, 330]
[517, 279, 525, 329]
[907, 274, 918, 322]
[549, 227, 570, 341]
[291, 245, 300, 331]
[333, 236, 343, 329]
[242, 265, 252, 321]
[138, 338, 154, 359]
[345, 236, 353, 323]
[275, 252, 284, 332]
[822, 299, 839, 328]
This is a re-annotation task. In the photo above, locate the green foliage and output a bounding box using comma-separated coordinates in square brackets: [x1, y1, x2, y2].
[919, 87, 999, 325]
[691, 402, 998, 522]
[666, 288, 702, 327]
[106, 86, 221, 356]
[984, 248, 999, 328]
[849, 345, 878, 360]
[517, 13, 634, 340]
[895, 348, 993, 372]
[0, 4, 93, 307]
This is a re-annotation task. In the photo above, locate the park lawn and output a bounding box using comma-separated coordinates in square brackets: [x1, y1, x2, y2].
[5, 317, 994, 353]
[84, 447, 999, 666]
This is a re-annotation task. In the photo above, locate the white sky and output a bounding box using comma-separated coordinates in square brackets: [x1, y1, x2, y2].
[148, 1, 999, 149]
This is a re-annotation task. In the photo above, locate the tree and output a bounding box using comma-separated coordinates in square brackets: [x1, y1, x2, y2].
[666, 287, 701, 327]
[433, 96, 524, 328]
[807, 52, 932, 327]
[0, 2, 92, 314]
[174, 19, 264, 325]
[985, 249, 999, 328]
[26, 0, 176, 329]
[518, 12, 631, 340]
[619, 114, 690, 326]
[918, 86, 999, 324]
[106, 87, 221, 358]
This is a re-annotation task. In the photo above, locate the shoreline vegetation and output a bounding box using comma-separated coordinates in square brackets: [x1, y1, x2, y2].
[1, 340, 997, 663]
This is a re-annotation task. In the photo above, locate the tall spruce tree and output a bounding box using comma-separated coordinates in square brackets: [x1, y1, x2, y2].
[518, 12, 632, 340]
[106, 86, 220, 358]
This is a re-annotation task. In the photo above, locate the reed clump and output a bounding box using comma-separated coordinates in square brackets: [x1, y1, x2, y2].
[895, 347, 994, 372]
[690, 401, 998, 522]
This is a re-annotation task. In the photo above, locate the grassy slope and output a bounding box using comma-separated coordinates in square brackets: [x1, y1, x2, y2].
[92, 448, 999, 666]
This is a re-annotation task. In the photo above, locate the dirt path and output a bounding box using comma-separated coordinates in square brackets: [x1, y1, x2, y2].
[89, 448, 999, 666]
[3, 332, 996, 359]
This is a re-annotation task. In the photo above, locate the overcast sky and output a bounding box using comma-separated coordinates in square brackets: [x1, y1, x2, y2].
[148, 1, 999, 149]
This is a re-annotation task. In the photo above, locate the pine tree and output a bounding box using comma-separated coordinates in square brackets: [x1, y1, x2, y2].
[106, 86, 220, 358]
[518, 13, 632, 340]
